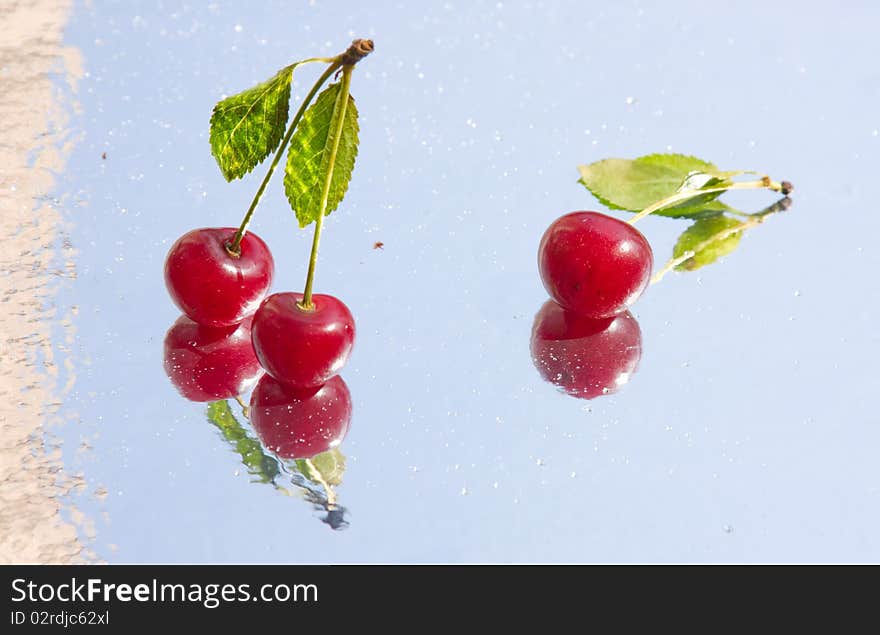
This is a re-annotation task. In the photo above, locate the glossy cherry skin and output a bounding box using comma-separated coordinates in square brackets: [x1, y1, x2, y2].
[164, 227, 274, 327]
[163, 315, 262, 402]
[530, 300, 642, 400]
[251, 292, 355, 388]
[250, 374, 352, 459]
[538, 211, 653, 319]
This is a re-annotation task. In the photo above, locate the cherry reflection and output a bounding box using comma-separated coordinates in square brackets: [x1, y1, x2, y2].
[163, 315, 263, 402]
[250, 374, 352, 460]
[530, 300, 642, 400]
[248, 373, 353, 530]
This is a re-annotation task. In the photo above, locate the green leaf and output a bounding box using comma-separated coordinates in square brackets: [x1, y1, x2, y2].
[295, 449, 346, 487]
[209, 65, 295, 181]
[207, 400, 281, 484]
[672, 216, 746, 271]
[577, 154, 734, 217]
[284, 81, 360, 228]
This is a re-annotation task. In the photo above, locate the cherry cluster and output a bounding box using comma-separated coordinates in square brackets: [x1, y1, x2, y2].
[162, 227, 353, 459]
[531, 211, 651, 399]
[161, 40, 375, 459]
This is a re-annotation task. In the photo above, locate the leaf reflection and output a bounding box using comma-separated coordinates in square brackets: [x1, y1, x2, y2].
[652, 196, 793, 284]
[206, 398, 350, 530]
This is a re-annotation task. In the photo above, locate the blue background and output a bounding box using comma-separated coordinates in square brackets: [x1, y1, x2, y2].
[52, 0, 880, 562]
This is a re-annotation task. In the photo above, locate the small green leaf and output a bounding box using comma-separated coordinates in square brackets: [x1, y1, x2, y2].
[209, 65, 295, 181]
[295, 449, 346, 487]
[672, 216, 746, 271]
[207, 400, 281, 484]
[577, 154, 735, 217]
[284, 81, 360, 228]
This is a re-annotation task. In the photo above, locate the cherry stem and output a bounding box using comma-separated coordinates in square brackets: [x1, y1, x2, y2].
[233, 394, 250, 419]
[299, 65, 354, 311]
[627, 176, 793, 226]
[650, 196, 792, 285]
[303, 458, 338, 509]
[225, 41, 373, 257]
[225, 63, 341, 256]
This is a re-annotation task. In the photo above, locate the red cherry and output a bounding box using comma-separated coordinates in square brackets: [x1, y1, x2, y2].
[538, 211, 653, 318]
[530, 300, 642, 400]
[251, 292, 355, 388]
[164, 227, 274, 327]
[250, 374, 352, 459]
[163, 315, 262, 402]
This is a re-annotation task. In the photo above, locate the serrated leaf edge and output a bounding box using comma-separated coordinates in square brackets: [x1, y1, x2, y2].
[283, 83, 360, 228]
[209, 64, 295, 182]
[577, 154, 730, 214]
[315, 94, 359, 225]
